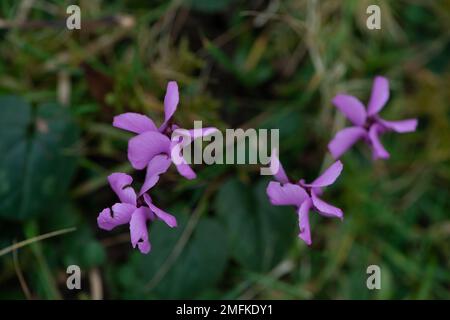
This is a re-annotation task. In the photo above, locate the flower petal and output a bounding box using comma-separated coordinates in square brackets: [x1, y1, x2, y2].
[143, 194, 177, 228]
[302, 160, 343, 188]
[332, 94, 367, 126]
[139, 154, 172, 196]
[378, 118, 418, 133]
[187, 127, 219, 139]
[175, 161, 196, 180]
[328, 126, 367, 159]
[160, 81, 179, 130]
[170, 139, 196, 180]
[108, 173, 136, 205]
[311, 189, 343, 219]
[368, 124, 390, 159]
[128, 131, 171, 170]
[97, 203, 135, 231]
[297, 199, 312, 246]
[266, 181, 308, 207]
[269, 151, 289, 184]
[367, 76, 389, 116]
[172, 127, 219, 145]
[97, 208, 114, 231]
[129, 207, 151, 254]
[113, 112, 157, 134]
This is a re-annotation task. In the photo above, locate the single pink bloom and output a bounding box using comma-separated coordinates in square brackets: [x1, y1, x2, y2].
[97, 173, 177, 254]
[113, 81, 218, 194]
[266, 154, 344, 245]
[329, 76, 418, 160]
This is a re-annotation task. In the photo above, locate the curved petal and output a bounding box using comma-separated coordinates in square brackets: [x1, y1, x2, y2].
[113, 112, 157, 134]
[170, 139, 196, 180]
[311, 189, 343, 219]
[171, 127, 219, 143]
[297, 199, 312, 246]
[266, 181, 308, 207]
[143, 194, 177, 228]
[367, 76, 389, 116]
[129, 207, 151, 254]
[97, 203, 135, 231]
[186, 127, 219, 139]
[302, 160, 343, 188]
[368, 124, 390, 160]
[139, 154, 172, 196]
[175, 161, 196, 180]
[108, 173, 136, 205]
[128, 131, 171, 170]
[312, 187, 323, 197]
[269, 151, 289, 184]
[332, 94, 367, 126]
[328, 126, 367, 159]
[160, 81, 179, 130]
[378, 118, 418, 133]
[97, 208, 114, 231]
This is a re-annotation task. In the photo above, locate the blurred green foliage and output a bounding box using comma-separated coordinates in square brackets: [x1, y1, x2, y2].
[0, 96, 79, 220]
[0, 0, 449, 300]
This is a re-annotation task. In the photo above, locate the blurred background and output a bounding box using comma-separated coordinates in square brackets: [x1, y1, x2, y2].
[0, 0, 449, 300]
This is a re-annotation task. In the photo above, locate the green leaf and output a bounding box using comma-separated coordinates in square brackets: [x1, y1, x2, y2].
[0, 96, 79, 220]
[215, 178, 296, 272]
[118, 211, 228, 299]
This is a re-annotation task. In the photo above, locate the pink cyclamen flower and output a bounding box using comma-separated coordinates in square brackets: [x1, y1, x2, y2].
[266, 154, 344, 245]
[97, 173, 177, 254]
[113, 81, 218, 195]
[328, 76, 418, 160]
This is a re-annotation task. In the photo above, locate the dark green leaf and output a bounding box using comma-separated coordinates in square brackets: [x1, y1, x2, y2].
[119, 211, 228, 299]
[215, 178, 296, 272]
[0, 96, 79, 220]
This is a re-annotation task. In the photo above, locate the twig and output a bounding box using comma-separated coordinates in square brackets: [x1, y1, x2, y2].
[0, 15, 134, 30]
[89, 268, 103, 300]
[15, 0, 35, 25]
[0, 227, 76, 257]
[57, 70, 71, 107]
[12, 240, 33, 300]
[43, 17, 135, 71]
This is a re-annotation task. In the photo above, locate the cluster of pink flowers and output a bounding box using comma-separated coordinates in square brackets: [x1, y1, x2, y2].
[97, 82, 217, 253]
[266, 76, 417, 245]
[98, 76, 417, 253]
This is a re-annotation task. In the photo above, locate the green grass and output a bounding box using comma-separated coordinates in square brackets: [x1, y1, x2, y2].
[0, 0, 449, 299]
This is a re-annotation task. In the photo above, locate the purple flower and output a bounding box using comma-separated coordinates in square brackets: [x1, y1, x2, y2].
[97, 173, 177, 254]
[112, 81, 218, 195]
[266, 154, 344, 245]
[328, 76, 418, 160]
